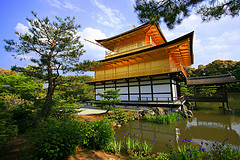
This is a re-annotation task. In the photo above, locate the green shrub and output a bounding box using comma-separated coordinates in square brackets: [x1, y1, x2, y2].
[10, 104, 36, 133]
[27, 117, 86, 160]
[145, 110, 182, 124]
[83, 119, 114, 150]
[104, 108, 134, 124]
[0, 106, 18, 149]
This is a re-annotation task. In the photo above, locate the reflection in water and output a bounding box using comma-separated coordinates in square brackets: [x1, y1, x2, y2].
[115, 92, 240, 153]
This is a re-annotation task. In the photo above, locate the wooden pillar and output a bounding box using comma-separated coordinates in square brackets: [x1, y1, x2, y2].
[177, 82, 181, 98]
[103, 82, 106, 91]
[138, 78, 141, 101]
[170, 75, 173, 101]
[127, 80, 130, 101]
[94, 84, 96, 100]
[225, 84, 229, 110]
[150, 77, 154, 101]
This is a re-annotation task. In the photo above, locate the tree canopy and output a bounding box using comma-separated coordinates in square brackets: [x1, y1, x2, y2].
[4, 11, 98, 122]
[134, 0, 240, 29]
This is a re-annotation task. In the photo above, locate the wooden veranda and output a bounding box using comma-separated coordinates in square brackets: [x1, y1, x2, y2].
[186, 74, 237, 110]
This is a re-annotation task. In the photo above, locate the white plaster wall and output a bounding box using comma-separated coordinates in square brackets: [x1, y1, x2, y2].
[153, 94, 171, 101]
[153, 84, 170, 93]
[141, 94, 152, 101]
[130, 95, 139, 101]
[96, 95, 101, 101]
[96, 88, 104, 94]
[118, 87, 128, 94]
[130, 86, 139, 93]
[140, 85, 151, 93]
[119, 95, 128, 101]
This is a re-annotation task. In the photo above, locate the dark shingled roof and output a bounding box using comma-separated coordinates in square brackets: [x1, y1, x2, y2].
[187, 74, 237, 86]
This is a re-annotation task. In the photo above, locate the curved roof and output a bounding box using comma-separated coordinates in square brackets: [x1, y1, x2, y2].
[187, 74, 237, 86]
[96, 23, 167, 51]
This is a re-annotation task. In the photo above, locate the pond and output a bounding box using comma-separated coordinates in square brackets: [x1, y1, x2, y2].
[114, 92, 240, 153]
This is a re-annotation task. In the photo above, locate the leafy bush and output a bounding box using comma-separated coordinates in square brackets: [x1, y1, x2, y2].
[10, 104, 36, 133]
[51, 103, 82, 118]
[27, 117, 86, 160]
[97, 89, 121, 111]
[0, 106, 18, 149]
[104, 108, 134, 124]
[83, 119, 114, 150]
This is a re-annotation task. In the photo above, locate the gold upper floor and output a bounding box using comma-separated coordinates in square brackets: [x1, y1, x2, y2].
[92, 24, 194, 82]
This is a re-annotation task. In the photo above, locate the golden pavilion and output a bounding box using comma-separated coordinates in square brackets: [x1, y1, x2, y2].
[88, 22, 194, 106]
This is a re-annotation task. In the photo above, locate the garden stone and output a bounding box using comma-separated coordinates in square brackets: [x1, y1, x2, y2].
[187, 110, 193, 118]
[155, 107, 164, 115]
[134, 111, 141, 120]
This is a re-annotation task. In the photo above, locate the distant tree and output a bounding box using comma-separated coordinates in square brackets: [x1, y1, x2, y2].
[134, 0, 240, 29]
[4, 11, 98, 124]
[54, 75, 94, 103]
[0, 68, 16, 76]
[97, 89, 121, 113]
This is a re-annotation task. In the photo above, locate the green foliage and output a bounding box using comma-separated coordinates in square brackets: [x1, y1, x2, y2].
[104, 108, 134, 124]
[0, 72, 44, 133]
[51, 103, 82, 118]
[10, 104, 36, 133]
[83, 119, 114, 150]
[145, 110, 183, 124]
[209, 139, 240, 160]
[27, 117, 86, 160]
[134, 0, 240, 29]
[0, 73, 43, 102]
[107, 133, 154, 159]
[54, 75, 94, 103]
[166, 138, 240, 160]
[0, 105, 18, 148]
[97, 89, 121, 110]
[106, 140, 122, 155]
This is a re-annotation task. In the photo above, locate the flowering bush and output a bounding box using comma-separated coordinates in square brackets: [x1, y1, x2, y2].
[166, 138, 240, 160]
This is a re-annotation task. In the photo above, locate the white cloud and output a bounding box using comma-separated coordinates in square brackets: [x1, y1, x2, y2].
[15, 23, 29, 34]
[78, 27, 107, 60]
[91, 0, 125, 28]
[161, 14, 240, 68]
[47, 0, 85, 12]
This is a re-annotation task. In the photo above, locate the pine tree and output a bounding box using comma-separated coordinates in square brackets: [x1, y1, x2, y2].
[134, 0, 240, 29]
[4, 11, 98, 124]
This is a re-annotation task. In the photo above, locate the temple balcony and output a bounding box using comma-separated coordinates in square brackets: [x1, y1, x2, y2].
[105, 41, 156, 59]
[89, 63, 187, 82]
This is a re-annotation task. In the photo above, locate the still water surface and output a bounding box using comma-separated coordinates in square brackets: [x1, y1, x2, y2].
[115, 92, 240, 153]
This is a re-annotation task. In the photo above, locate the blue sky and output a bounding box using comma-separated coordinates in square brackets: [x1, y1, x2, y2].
[1, 0, 240, 75]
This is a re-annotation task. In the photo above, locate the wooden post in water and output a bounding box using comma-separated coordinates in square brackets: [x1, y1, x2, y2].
[194, 86, 197, 109]
[225, 84, 230, 111]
